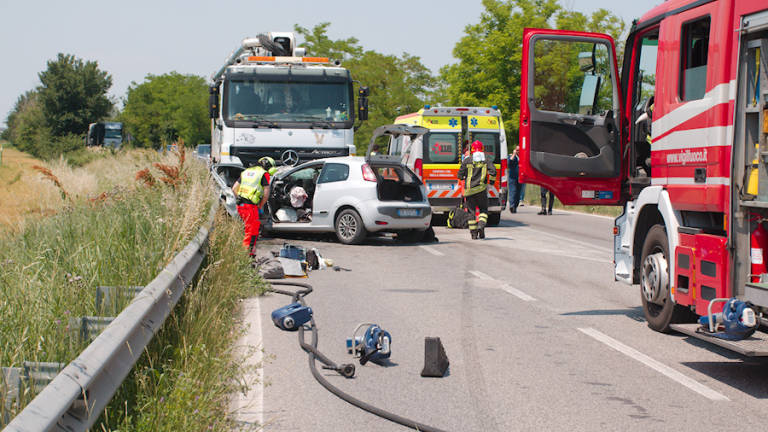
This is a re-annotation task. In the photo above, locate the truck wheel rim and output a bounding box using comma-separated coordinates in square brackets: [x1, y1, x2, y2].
[339, 214, 357, 239]
[641, 252, 668, 305]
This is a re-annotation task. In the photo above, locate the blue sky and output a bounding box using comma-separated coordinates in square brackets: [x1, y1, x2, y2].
[0, 0, 659, 127]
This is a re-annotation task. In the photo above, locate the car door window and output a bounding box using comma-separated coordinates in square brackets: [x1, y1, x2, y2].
[318, 163, 349, 183]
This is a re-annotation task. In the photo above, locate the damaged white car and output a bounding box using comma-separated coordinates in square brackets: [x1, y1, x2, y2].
[213, 124, 433, 244]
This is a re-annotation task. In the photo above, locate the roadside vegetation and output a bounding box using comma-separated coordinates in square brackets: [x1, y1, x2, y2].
[98, 212, 264, 431]
[0, 147, 263, 426]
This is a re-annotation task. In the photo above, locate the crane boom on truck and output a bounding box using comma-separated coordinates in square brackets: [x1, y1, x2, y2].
[518, 0, 768, 356]
[209, 32, 368, 184]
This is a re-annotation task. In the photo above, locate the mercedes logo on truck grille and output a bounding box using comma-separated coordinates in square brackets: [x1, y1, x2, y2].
[281, 150, 299, 166]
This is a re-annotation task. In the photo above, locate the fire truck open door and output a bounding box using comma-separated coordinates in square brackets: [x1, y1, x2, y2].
[519, 28, 624, 205]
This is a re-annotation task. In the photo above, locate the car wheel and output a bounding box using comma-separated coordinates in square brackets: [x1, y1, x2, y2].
[487, 212, 501, 226]
[335, 209, 367, 245]
[640, 224, 693, 332]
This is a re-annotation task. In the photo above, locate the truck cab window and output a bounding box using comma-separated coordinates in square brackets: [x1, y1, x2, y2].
[679, 17, 710, 101]
[631, 31, 659, 179]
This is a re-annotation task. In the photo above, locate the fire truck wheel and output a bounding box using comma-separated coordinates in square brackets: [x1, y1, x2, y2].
[640, 224, 690, 332]
[487, 212, 501, 226]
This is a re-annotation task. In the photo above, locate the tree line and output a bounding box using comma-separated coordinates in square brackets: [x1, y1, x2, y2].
[2, 0, 625, 160]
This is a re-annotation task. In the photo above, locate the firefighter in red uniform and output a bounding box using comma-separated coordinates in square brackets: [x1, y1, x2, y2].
[458, 140, 496, 240]
[232, 157, 276, 256]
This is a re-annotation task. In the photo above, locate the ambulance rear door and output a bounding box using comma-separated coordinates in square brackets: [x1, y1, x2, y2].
[519, 28, 625, 205]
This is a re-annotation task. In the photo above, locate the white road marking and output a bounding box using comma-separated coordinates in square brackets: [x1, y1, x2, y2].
[469, 270, 493, 280]
[469, 270, 538, 301]
[420, 245, 445, 256]
[501, 284, 537, 301]
[577, 327, 730, 401]
[235, 297, 265, 428]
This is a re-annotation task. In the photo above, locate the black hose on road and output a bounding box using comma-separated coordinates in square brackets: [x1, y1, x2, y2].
[267, 280, 448, 432]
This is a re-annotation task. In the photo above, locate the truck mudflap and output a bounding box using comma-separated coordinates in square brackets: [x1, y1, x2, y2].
[670, 324, 768, 357]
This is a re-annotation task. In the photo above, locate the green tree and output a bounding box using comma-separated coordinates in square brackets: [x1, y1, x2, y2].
[3, 90, 53, 156]
[121, 72, 209, 147]
[295, 23, 438, 151]
[38, 53, 113, 136]
[441, 0, 624, 147]
[294, 23, 363, 60]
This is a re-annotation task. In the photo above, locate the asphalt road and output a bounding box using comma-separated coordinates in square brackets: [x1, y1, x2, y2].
[234, 205, 768, 431]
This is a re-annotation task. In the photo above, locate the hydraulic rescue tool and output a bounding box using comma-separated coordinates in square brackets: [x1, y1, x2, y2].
[267, 280, 446, 432]
[698, 298, 758, 341]
[271, 302, 313, 331]
[347, 323, 392, 365]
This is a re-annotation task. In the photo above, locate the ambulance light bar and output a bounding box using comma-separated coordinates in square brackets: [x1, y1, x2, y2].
[246, 56, 331, 64]
[421, 106, 499, 115]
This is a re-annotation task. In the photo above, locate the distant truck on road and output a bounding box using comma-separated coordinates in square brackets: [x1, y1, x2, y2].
[86, 122, 123, 148]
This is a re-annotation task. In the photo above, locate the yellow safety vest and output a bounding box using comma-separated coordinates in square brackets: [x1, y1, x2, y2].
[237, 166, 268, 203]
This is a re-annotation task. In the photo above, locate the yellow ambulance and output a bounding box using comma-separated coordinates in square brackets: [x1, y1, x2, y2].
[393, 106, 508, 225]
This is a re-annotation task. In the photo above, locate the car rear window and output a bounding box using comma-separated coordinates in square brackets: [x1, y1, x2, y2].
[470, 132, 501, 163]
[424, 133, 459, 163]
[374, 166, 419, 184]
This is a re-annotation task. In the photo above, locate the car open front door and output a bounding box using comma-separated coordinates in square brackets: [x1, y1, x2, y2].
[519, 28, 624, 205]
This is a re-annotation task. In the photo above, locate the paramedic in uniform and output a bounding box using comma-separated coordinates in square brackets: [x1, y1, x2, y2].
[458, 140, 496, 239]
[232, 157, 277, 256]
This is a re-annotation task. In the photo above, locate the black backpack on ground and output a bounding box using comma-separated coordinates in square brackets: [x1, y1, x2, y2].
[447, 204, 473, 229]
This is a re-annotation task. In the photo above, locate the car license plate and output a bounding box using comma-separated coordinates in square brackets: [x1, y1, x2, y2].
[397, 208, 420, 217]
[428, 182, 455, 190]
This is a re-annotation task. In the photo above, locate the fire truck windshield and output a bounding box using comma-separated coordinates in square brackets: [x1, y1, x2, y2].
[225, 80, 352, 126]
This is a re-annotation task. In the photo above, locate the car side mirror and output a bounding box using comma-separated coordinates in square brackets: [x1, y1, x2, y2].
[357, 86, 369, 121]
[578, 74, 601, 115]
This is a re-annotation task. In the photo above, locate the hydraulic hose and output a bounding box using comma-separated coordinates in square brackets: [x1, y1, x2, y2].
[267, 280, 447, 432]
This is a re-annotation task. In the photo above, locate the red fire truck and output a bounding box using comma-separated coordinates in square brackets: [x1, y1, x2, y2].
[519, 0, 768, 354]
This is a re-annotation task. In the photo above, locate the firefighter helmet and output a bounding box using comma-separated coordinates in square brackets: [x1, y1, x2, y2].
[258, 156, 276, 169]
[471, 140, 484, 153]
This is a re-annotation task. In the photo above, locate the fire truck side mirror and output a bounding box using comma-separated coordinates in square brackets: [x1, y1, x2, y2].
[358, 86, 369, 122]
[209, 85, 220, 119]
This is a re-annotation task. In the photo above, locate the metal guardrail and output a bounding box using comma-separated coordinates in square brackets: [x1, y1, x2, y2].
[3, 200, 218, 432]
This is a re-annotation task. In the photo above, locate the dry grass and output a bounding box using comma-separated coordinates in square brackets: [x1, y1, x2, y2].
[0, 147, 185, 232]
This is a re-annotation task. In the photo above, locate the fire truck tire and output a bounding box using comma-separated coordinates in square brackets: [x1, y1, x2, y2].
[640, 224, 691, 332]
[487, 212, 501, 226]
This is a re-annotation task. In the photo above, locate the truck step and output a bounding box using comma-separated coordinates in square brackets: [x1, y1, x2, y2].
[670, 323, 768, 356]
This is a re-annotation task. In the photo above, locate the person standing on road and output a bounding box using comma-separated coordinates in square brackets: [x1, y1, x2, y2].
[458, 140, 496, 240]
[539, 187, 554, 215]
[508, 147, 525, 213]
[232, 157, 276, 256]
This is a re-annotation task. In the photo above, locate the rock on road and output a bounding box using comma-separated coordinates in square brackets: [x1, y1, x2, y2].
[234, 206, 768, 431]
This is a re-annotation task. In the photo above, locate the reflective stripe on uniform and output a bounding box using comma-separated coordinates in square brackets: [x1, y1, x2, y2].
[237, 166, 267, 203]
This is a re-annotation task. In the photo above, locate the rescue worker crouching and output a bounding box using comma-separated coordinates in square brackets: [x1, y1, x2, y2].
[232, 157, 277, 256]
[458, 140, 496, 240]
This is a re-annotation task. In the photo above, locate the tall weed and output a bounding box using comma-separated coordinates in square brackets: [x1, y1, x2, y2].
[0, 148, 212, 422]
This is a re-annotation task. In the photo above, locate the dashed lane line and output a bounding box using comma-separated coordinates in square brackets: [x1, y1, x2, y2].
[420, 245, 445, 256]
[577, 327, 730, 401]
[500, 284, 537, 302]
[469, 270, 538, 301]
